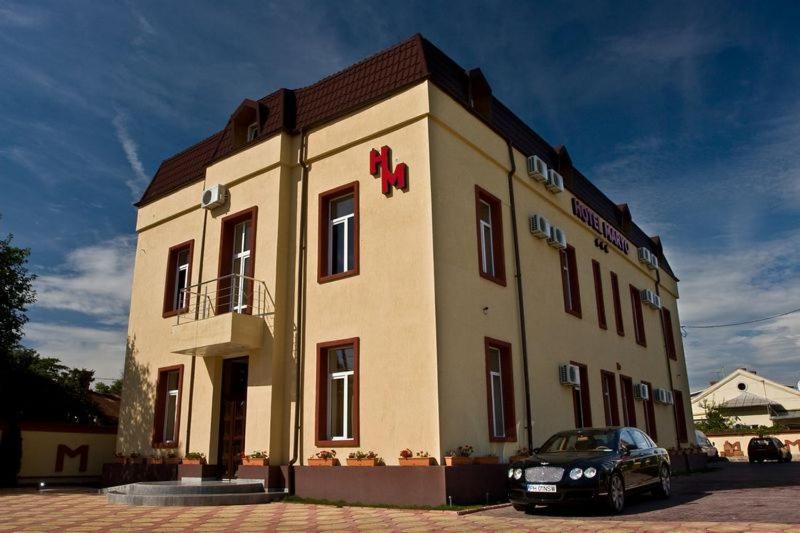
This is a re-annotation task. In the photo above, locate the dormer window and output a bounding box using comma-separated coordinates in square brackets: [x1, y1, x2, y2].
[246, 123, 258, 142]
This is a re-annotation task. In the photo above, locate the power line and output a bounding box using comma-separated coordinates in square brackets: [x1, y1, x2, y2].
[682, 306, 800, 331]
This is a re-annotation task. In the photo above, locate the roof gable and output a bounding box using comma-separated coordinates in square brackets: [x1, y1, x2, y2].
[692, 368, 800, 406]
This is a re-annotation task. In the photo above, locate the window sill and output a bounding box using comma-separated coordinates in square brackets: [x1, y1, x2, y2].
[636, 341, 647, 348]
[318, 268, 359, 285]
[162, 308, 189, 319]
[564, 309, 582, 319]
[616, 330, 625, 337]
[479, 271, 506, 287]
[315, 438, 359, 448]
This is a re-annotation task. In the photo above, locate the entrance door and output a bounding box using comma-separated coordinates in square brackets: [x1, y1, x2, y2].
[218, 357, 248, 478]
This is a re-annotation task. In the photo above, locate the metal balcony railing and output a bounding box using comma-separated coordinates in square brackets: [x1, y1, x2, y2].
[176, 274, 275, 324]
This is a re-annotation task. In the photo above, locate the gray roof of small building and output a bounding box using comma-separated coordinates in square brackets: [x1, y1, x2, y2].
[719, 391, 784, 409]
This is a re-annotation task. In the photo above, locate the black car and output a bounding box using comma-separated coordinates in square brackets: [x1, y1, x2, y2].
[748, 437, 792, 463]
[508, 427, 671, 514]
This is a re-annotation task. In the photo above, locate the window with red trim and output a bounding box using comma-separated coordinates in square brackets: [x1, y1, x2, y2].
[315, 338, 359, 447]
[475, 186, 506, 286]
[662, 307, 677, 360]
[610, 271, 624, 336]
[162, 241, 193, 317]
[571, 362, 592, 428]
[152, 365, 184, 448]
[673, 389, 688, 443]
[560, 246, 581, 317]
[318, 182, 359, 283]
[629, 284, 647, 346]
[641, 381, 657, 440]
[592, 260, 607, 329]
[217, 207, 257, 314]
[619, 375, 636, 426]
[600, 370, 620, 426]
[484, 338, 516, 442]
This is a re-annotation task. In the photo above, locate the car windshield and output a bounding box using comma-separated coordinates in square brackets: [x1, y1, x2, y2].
[539, 430, 617, 453]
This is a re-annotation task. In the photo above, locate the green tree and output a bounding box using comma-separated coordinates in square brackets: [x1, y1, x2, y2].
[694, 400, 738, 432]
[95, 376, 123, 396]
[0, 230, 35, 352]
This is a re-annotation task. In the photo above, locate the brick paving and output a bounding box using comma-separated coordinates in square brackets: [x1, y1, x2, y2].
[0, 463, 797, 532]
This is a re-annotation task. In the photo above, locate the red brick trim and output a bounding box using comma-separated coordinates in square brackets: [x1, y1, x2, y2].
[151, 364, 185, 449]
[570, 361, 592, 428]
[474, 185, 506, 286]
[315, 338, 360, 447]
[162, 239, 194, 318]
[560, 246, 582, 318]
[629, 284, 647, 347]
[318, 182, 360, 284]
[484, 337, 517, 443]
[600, 370, 620, 426]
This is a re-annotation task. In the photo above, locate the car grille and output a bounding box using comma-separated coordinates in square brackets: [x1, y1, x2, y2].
[525, 466, 564, 483]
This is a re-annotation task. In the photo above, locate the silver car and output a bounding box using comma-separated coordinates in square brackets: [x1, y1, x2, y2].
[695, 430, 719, 459]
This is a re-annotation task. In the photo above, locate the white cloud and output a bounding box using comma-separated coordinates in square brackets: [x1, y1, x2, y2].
[112, 111, 149, 196]
[0, 3, 47, 28]
[23, 322, 126, 380]
[35, 236, 135, 326]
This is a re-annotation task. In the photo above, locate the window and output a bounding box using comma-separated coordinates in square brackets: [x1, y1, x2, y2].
[662, 307, 677, 360]
[600, 370, 620, 426]
[592, 260, 607, 329]
[484, 338, 516, 442]
[629, 284, 647, 346]
[474, 186, 506, 285]
[641, 381, 657, 440]
[673, 389, 688, 443]
[571, 362, 592, 428]
[631, 429, 652, 450]
[619, 429, 636, 450]
[217, 207, 258, 314]
[315, 338, 359, 446]
[610, 271, 624, 336]
[152, 365, 184, 448]
[560, 245, 581, 317]
[619, 375, 637, 426]
[162, 240, 194, 318]
[246, 122, 258, 142]
[318, 182, 359, 283]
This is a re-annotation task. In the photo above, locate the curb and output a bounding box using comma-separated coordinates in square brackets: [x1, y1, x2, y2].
[456, 502, 512, 515]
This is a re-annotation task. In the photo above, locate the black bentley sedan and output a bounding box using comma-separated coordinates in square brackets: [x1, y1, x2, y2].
[508, 427, 671, 514]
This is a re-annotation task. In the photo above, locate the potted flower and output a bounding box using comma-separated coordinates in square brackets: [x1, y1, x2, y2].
[474, 453, 499, 465]
[242, 450, 269, 466]
[308, 450, 339, 467]
[509, 447, 532, 464]
[399, 449, 435, 466]
[444, 445, 474, 466]
[128, 452, 145, 465]
[148, 454, 164, 465]
[182, 452, 206, 465]
[165, 452, 182, 465]
[347, 450, 382, 467]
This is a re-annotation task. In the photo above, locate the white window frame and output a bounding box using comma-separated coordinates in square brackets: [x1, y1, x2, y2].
[327, 361, 354, 441]
[231, 221, 251, 313]
[489, 347, 505, 438]
[479, 199, 495, 276]
[162, 372, 180, 443]
[327, 194, 354, 275]
[246, 122, 258, 142]
[562, 250, 574, 310]
[173, 251, 189, 310]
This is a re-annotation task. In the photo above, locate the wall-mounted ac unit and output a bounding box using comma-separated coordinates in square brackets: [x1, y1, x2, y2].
[640, 289, 661, 309]
[201, 184, 227, 209]
[527, 155, 548, 182]
[529, 214, 551, 238]
[547, 226, 567, 249]
[638, 247, 652, 265]
[546, 169, 564, 193]
[634, 383, 650, 401]
[649, 254, 659, 271]
[559, 363, 580, 387]
[653, 388, 674, 405]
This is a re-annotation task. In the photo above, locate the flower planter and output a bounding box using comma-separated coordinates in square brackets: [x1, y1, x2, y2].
[307, 458, 339, 467]
[182, 458, 206, 465]
[444, 456, 473, 466]
[474, 456, 499, 465]
[165, 457, 182, 465]
[148, 458, 164, 465]
[399, 457, 436, 466]
[113, 457, 127, 464]
[509, 455, 530, 464]
[242, 457, 269, 467]
[347, 458, 381, 467]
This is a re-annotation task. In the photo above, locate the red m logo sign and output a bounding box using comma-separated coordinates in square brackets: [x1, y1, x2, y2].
[369, 146, 408, 195]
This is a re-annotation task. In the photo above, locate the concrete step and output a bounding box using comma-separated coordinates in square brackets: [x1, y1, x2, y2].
[107, 490, 283, 506]
[116, 480, 266, 495]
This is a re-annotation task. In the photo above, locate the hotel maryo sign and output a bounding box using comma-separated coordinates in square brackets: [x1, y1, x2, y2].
[571, 197, 630, 255]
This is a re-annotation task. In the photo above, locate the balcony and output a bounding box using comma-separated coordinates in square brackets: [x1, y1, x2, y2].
[170, 274, 274, 357]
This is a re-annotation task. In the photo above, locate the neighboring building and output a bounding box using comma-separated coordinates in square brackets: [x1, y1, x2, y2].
[118, 34, 694, 478]
[692, 368, 800, 429]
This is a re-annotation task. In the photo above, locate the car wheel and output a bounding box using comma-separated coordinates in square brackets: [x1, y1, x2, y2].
[652, 464, 671, 499]
[606, 472, 625, 514]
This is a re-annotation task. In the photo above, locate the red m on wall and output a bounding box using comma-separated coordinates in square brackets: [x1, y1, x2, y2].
[369, 146, 408, 195]
[55, 444, 89, 472]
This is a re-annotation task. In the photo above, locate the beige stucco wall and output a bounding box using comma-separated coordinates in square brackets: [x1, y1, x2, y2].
[19, 428, 117, 481]
[706, 431, 800, 461]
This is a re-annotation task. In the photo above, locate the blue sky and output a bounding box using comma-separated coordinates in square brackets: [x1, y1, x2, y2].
[1, 1, 799, 390]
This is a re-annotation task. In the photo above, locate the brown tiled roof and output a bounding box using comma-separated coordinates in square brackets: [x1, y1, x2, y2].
[136, 34, 675, 278]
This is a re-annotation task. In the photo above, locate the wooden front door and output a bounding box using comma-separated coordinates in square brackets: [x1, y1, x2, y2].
[218, 357, 248, 478]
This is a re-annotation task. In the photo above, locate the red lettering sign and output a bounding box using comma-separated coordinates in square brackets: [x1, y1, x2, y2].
[571, 198, 629, 255]
[369, 146, 408, 195]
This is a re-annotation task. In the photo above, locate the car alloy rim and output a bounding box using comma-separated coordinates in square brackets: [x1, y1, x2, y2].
[611, 476, 624, 509]
[661, 466, 670, 493]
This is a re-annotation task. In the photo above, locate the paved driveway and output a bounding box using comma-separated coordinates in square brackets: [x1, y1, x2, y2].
[485, 461, 800, 524]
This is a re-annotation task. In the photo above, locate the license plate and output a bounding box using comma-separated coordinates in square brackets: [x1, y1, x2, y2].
[527, 483, 556, 493]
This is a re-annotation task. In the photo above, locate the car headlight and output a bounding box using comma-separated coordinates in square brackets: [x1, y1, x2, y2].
[508, 468, 514, 478]
[584, 467, 597, 478]
[514, 468, 523, 480]
[569, 467, 583, 480]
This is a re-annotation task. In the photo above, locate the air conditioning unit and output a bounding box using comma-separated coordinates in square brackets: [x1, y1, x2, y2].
[640, 289, 661, 309]
[529, 214, 551, 238]
[201, 184, 227, 209]
[665, 390, 674, 405]
[559, 363, 580, 387]
[634, 383, 650, 401]
[638, 247, 652, 265]
[526, 155, 548, 182]
[546, 169, 564, 193]
[649, 254, 659, 271]
[547, 226, 567, 249]
[653, 388, 674, 405]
